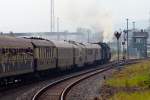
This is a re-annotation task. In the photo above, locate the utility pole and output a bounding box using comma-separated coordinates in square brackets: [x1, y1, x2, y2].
[50, 0, 55, 32]
[149, 12, 150, 28]
[122, 41, 125, 60]
[57, 17, 59, 32]
[57, 17, 60, 40]
[122, 31, 126, 60]
[126, 18, 129, 59]
[53, 0, 55, 32]
[51, 0, 53, 32]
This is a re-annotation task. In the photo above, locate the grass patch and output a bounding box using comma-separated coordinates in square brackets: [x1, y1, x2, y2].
[110, 91, 150, 100]
[100, 60, 150, 100]
[106, 61, 150, 88]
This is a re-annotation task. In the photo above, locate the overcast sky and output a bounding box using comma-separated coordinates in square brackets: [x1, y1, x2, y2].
[0, 0, 149, 40]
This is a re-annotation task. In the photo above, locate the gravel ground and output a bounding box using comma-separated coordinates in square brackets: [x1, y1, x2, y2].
[0, 67, 102, 100]
[0, 78, 58, 100]
[66, 68, 117, 100]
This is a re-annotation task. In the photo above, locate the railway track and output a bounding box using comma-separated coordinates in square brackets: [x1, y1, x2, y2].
[0, 64, 114, 100]
[0, 59, 144, 100]
[32, 59, 139, 100]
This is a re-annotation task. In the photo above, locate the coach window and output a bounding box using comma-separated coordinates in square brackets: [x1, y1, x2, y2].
[46, 48, 49, 58]
[23, 53, 26, 60]
[46, 48, 48, 58]
[40, 48, 41, 58]
[51, 48, 52, 57]
[47, 48, 49, 58]
[51, 48, 53, 57]
[48, 48, 50, 58]
[52, 48, 54, 57]
[45, 48, 47, 58]
[48, 48, 49, 58]
[48, 48, 51, 58]
[38, 48, 40, 58]
[42, 48, 44, 58]
[44, 48, 45, 58]
[43, 48, 47, 58]
[50, 48, 51, 58]
[39, 48, 41, 58]
[52, 48, 54, 58]
[42, 48, 43, 58]
[49, 48, 52, 58]
[49, 48, 51, 58]
[40, 48, 42, 58]
[41, 48, 43, 58]
[52, 48, 53, 57]
[16, 50, 18, 60]
[43, 48, 44, 58]
[46, 48, 47, 58]
[41, 48, 45, 58]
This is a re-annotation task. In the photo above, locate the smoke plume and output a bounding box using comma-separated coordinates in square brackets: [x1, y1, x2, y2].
[56, 0, 113, 41]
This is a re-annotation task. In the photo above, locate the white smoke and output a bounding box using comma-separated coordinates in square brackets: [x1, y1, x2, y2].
[55, 0, 113, 41]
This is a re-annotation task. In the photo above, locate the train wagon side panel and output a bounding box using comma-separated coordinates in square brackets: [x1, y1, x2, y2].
[35, 47, 56, 71]
[73, 46, 80, 67]
[0, 60, 33, 78]
[52, 41, 74, 70]
[75, 47, 85, 67]
[84, 43, 96, 64]
[31, 39, 56, 72]
[0, 36, 34, 79]
[94, 45, 102, 61]
[57, 47, 74, 70]
[67, 41, 86, 67]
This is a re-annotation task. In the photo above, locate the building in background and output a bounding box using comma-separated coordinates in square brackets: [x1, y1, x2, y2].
[129, 30, 148, 58]
[109, 29, 149, 59]
[0, 29, 104, 43]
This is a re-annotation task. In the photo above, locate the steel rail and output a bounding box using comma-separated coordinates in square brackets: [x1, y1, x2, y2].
[32, 61, 117, 100]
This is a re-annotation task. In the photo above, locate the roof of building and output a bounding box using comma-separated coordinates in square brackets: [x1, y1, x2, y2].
[132, 30, 149, 38]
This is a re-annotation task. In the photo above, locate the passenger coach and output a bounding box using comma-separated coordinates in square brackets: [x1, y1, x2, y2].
[0, 36, 33, 85]
[84, 43, 101, 65]
[0, 36, 111, 85]
[52, 41, 74, 70]
[29, 38, 56, 75]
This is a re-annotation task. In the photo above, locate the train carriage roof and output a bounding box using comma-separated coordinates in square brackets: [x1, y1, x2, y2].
[67, 41, 86, 49]
[29, 39, 55, 47]
[83, 43, 101, 49]
[0, 36, 33, 48]
[51, 41, 74, 48]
